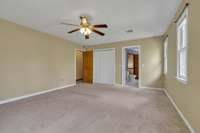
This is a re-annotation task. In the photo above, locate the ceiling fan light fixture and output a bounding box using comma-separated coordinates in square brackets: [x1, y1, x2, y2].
[85, 28, 92, 35]
[80, 27, 92, 35]
[63, 15, 108, 39]
[80, 27, 85, 34]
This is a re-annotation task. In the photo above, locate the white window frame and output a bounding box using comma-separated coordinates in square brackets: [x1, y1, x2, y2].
[176, 8, 188, 83]
[164, 37, 168, 74]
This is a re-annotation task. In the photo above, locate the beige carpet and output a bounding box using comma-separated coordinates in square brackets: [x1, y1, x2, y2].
[0, 83, 189, 133]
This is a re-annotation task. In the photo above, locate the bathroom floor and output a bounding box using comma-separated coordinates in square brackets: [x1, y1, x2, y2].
[126, 79, 139, 87]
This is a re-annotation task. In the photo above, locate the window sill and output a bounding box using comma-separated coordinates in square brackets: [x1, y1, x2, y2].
[176, 77, 188, 85]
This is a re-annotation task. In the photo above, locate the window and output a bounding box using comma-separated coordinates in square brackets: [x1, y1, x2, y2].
[177, 8, 188, 83]
[164, 37, 168, 74]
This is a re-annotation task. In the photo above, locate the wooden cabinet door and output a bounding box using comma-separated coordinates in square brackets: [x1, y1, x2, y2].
[83, 51, 93, 83]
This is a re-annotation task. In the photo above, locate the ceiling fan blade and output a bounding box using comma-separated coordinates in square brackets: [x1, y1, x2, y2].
[68, 28, 80, 33]
[60, 22, 79, 27]
[92, 29, 105, 36]
[85, 35, 89, 39]
[93, 24, 108, 28]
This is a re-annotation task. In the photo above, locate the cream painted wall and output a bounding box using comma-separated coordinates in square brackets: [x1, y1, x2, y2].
[164, 0, 200, 132]
[0, 19, 81, 101]
[76, 50, 83, 80]
[88, 37, 163, 88]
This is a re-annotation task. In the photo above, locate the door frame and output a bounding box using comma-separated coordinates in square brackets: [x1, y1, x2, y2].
[93, 48, 116, 85]
[122, 46, 141, 87]
[75, 48, 85, 84]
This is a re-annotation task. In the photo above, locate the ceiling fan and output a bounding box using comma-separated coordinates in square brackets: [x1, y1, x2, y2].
[61, 16, 108, 39]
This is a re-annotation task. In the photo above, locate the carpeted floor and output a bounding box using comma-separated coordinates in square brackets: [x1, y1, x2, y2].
[0, 83, 189, 133]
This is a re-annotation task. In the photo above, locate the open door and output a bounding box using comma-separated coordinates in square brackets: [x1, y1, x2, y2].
[134, 54, 139, 79]
[83, 51, 93, 83]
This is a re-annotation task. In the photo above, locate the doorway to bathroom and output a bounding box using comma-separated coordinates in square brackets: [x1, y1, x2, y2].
[122, 46, 141, 88]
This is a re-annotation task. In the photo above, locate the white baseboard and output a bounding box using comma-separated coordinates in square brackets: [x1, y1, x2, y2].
[115, 84, 164, 91]
[140, 86, 164, 91]
[114, 84, 195, 132]
[1, 83, 195, 133]
[0, 83, 76, 105]
[114, 84, 164, 92]
[164, 89, 196, 133]
[114, 84, 123, 87]
[114, 84, 136, 88]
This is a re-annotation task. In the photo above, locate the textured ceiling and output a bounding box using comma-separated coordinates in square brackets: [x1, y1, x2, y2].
[0, 0, 181, 45]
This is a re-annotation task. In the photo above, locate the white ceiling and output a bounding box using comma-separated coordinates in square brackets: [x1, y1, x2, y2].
[0, 0, 181, 45]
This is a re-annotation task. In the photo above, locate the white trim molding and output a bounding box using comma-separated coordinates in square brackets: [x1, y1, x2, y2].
[176, 7, 188, 84]
[114, 84, 123, 88]
[122, 45, 142, 88]
[0, 83, 76, 105]
[140, 86, 164, 91]
[75, 48, 85, 82]
[115, 85, 196, 133]
[164, 89, 196, 133]
[114, 84, 164, 91]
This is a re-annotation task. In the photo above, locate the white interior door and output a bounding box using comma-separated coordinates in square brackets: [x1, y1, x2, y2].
[94, 49, 115, 84]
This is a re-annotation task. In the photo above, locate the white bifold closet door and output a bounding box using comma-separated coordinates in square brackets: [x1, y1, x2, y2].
[94, 49, 115, 85]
